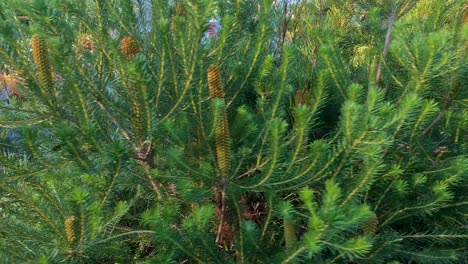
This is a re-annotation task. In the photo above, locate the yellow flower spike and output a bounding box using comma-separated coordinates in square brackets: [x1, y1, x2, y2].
[207, 65, 225, 99]
[32, 35, 54, 92]
[207, 65, 230, 175]
[64, 216, 76, 243]
[283, 218, 296, 250]
[120, 36, 140, 60]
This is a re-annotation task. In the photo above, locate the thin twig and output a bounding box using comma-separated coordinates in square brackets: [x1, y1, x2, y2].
[376, 7, 397, 84]
[137, 140, 161, 200]
[420, 111, 446, 137]
[274, 1, 292, 59]
[237, 159, 268, 179]
[147, 172, 161, 200]
[94, 98, 131, 140]
[397, 0, 418, 19]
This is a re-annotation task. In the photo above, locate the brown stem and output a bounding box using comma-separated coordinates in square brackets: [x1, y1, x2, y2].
[215, 180, 228, 245]
[139, 140, 161, 200]
[147, 172, 161, 200]
[94, 98, 131, 140]
[420, 111, 446, 137]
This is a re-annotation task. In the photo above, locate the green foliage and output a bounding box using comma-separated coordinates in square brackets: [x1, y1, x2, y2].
[0, 0, 466, 263]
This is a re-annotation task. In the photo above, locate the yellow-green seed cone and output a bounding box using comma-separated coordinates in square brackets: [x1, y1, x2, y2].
[283, 218, 296, 250]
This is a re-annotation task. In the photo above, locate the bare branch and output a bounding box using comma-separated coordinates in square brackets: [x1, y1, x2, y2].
[376, 7, 397, 84]
[420, 111, 446, 137]
[94, 98, 131, 140]
[398, 0, 418, 19]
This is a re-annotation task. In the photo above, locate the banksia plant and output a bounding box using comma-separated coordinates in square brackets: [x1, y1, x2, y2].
[31, 35, 54, 96]
[207, 65, 229, 175]
[64, 216, 76, 243]
[120, 36, 139, 60]
[1, 1, 467, 263]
